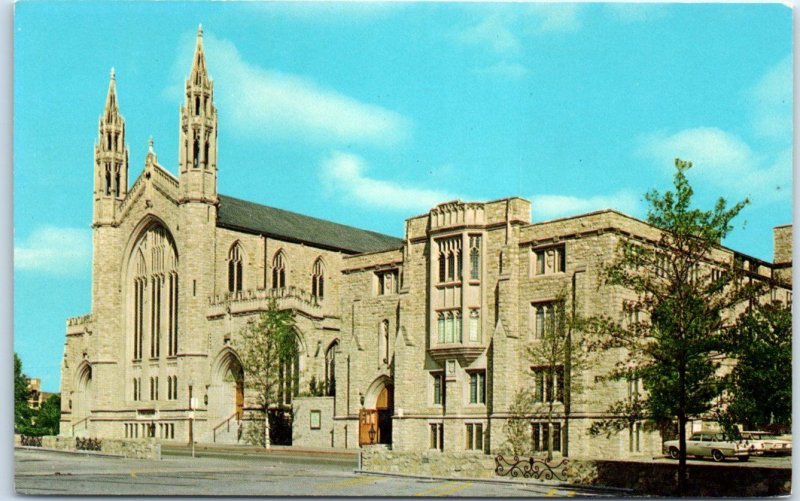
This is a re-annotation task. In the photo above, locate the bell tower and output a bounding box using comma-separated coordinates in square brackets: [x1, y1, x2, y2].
[179, 24, 218, 203]
[93, 68, 128, 226]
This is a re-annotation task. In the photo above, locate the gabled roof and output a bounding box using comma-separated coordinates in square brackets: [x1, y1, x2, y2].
[216, 194, 404, 254]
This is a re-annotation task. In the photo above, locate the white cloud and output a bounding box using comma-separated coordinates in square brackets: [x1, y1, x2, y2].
[458, 13, 522, 55]
[320, 151, 459, 212]
[457, 4, 582, 55]
[15, 226, 92, 277]
[167, 34, 410, 147]
[604, 4, 669, 24]
[531, 190, 641, 221]
[475, 60, 530, 79]
[526, 3, 582, 34]
[750, 55, 792, 142]
[638, 127, 791, 204]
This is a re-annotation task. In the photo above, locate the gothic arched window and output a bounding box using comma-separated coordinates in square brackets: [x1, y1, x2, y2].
[272, 251, 286, 289]
[311, 258, 325, 300]
[325, 341, 338, 397]
[228, 243, 244, 293]
[129, 224, 178, 362]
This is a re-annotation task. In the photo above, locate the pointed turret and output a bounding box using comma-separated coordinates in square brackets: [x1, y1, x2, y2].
[179, 24, 218, 203]
[93, 68, 129, 225]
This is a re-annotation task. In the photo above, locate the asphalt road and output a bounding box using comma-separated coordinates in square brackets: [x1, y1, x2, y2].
[15, 448, 613, 497]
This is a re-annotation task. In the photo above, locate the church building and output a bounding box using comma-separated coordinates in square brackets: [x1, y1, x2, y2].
[60, 27, 792, 459]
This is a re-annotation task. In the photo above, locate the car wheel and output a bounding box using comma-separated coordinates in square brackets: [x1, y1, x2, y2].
[669, 447, 680, 459]
[738, 455, 750, 462]
[712, 449, 725, 462]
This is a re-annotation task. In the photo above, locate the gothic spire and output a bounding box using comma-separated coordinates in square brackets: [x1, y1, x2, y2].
[189, 24, 209, 87]
[103, 67, 120, 123]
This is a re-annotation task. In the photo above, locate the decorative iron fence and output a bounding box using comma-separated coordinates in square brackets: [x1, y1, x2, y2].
[75, 437, 102, 451]
[494, 455, 569, 482]
[20, 436, 43, 447]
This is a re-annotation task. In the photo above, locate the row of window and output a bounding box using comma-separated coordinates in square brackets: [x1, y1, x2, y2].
[436, 235, 481, 284]
[226, 245, 327, 300]
[436, 309, 481, 344]
[432, 368, 561, 406]
[132, 376, 179, 402]
[432, 371, 486, 406]
[124, 422, 175, 439]
[428, 420, 641, 453]
[132, 273, 178, 361]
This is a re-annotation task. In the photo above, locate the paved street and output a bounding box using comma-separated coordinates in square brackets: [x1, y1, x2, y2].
[15, 448, 612, 497]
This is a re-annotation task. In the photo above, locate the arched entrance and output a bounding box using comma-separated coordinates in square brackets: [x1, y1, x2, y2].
[210, 349, 245, 423]
[359, 377, 393, 446]
[73, 363, 92, 436]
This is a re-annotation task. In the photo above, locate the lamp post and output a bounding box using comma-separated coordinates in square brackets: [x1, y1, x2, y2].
[564, 265, 586, 458]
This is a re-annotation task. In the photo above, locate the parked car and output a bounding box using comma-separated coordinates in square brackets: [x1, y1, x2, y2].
[741, 431, 791, 456]
[664, 433, 752, 462]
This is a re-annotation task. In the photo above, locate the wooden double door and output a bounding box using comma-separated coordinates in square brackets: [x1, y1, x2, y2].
[359, 386, 393, 446]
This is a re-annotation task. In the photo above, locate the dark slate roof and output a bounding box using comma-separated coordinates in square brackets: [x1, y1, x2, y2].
[217, 194, 404, 254]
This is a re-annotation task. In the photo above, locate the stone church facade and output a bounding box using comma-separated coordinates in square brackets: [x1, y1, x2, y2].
[60, 28, 792, 459]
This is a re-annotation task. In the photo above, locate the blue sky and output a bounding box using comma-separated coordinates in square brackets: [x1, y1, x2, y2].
[14, 2, 792, 391]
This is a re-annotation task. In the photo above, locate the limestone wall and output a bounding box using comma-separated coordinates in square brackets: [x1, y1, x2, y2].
[293, 396, 335, 448]
[18, 435, 162, 460]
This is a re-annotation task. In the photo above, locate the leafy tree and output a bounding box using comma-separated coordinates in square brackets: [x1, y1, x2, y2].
[722, 300, 791, 430]
[236, 299, 301, 447]
[503, 388, 535, 455]
[33, 394, 62, 436]
[14, 353, 33, 435]
[525, 292, 590, 460]
[503, 290, 591, 460]
[587, 159, 758, 495]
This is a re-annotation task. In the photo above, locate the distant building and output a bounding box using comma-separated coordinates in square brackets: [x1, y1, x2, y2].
[59, 27, 792, 459]
[27, 378, 57, 410]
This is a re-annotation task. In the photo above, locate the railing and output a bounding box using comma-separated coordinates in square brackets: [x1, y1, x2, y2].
[494, 455, 569, 482]
[213, 411, 243, 443]
[72, 417, 89, 437]
[118, 173, 147, 214]
[67, 314, 93, 327]
[152, 164, 179, 188]
[207, 286, 323, 319]
[20, 436, 43, 447]
[75, 437, 102, 451]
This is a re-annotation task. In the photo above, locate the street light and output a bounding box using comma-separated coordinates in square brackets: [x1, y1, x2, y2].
[564, 264, 586, 458]
[368, 423, 376, 444]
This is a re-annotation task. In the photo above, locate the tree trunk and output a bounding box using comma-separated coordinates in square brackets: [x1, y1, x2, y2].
[678, 359, 687, 496]
[264, 408, 271, 449]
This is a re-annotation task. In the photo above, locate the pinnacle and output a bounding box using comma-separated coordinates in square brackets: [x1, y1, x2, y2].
[198, 23, 203, 37]
[110, 67, 115, 80]
[148, 136, 154, 153]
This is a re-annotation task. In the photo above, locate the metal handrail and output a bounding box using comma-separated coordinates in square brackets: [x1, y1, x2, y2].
[212, 411, 242, 443]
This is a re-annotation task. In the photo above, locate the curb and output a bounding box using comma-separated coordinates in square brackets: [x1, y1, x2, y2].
[164, 444, 357, 458]
[352, 469, 636, 494]
[15, 445, 126, 460]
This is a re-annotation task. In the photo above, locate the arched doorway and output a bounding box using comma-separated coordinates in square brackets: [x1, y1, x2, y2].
[211, 349, 245, 423]
[73, 363, 92, 436]
[359, 377, 393, 446]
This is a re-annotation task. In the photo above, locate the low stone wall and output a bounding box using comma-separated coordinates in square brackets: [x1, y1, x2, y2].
[581, 459, 791, 497]
[15, 435, 161, 460]
[361, 448, 496, 478]
[361, 448, 791, 496]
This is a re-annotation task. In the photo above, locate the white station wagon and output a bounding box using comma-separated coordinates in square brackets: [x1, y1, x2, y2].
[664, 433, 753, 462]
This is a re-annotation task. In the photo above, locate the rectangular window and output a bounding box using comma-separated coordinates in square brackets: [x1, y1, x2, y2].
[430, 423, 444, 450]
[468, 309, 480, 342]
[629, 421, 641, 452]
[532, 366, 563, 403]
[432, 372, 444, 405]
[375, 270, 398, 296]
[469, 371, 486, 404]
[465, 423, 484, 451]
[533, 422, 562, 452]
[531, 302, 560, 339]
[532, 245, 566, 276]
[469, 235, 481, 280]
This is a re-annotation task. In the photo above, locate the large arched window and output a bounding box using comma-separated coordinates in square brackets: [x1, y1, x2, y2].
[325, 341, 338, 397]
[311, 258, 325, 300]
[228, 242, 244, 293]
[129, 223, 179, 361]
[278, 337, 300, 405]
[272, 251, 286, 289]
